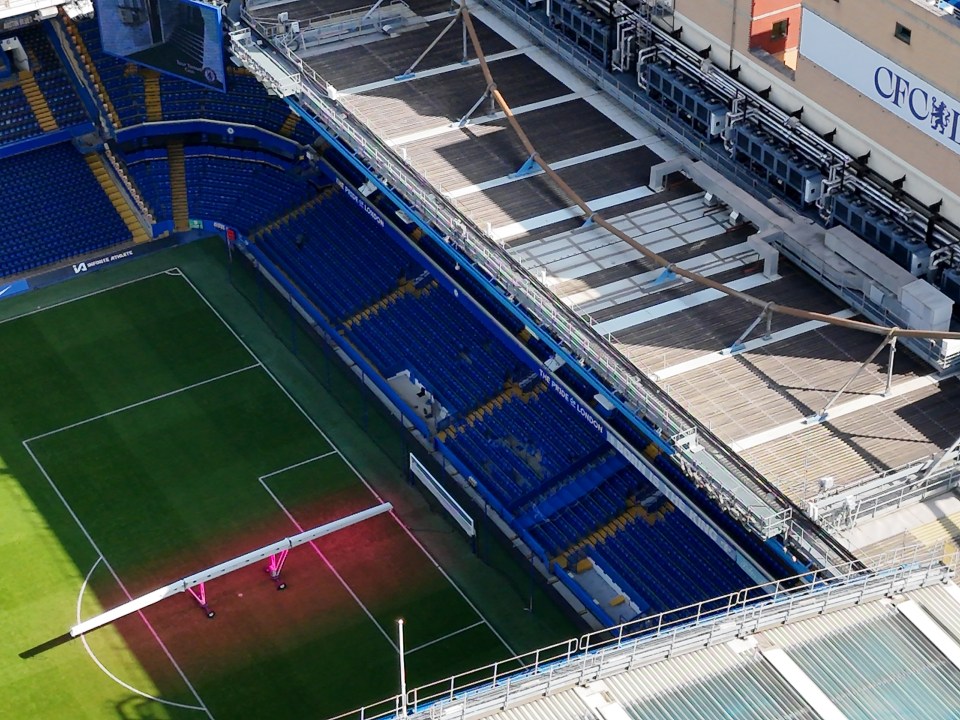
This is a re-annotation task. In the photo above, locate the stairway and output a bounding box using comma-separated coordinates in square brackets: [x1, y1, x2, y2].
[167, 141, 189, 232]
[436, 383, 523, 441]
[251, 185, 336, 240]
[19, 71, 58, 132]
[279, 112, 300, 137]
[142, 70, 162, 122]
[462, 383, 521, 426]
[61, 13, 122, 129]
[342, 281, 415, 329]
[84, 154, 151, 244]
[559, 506, 638, 562]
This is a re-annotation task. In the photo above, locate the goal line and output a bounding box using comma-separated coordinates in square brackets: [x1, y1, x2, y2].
[70, 502, 392, 638]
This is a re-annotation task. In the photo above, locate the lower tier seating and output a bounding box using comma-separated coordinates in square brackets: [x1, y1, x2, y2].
[0, 143, 130, 277]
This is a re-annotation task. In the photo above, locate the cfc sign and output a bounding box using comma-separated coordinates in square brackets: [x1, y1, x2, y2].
[799, 9, 960, 154]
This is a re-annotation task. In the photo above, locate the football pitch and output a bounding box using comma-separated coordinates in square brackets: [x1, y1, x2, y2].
[0, 266, 528, 719]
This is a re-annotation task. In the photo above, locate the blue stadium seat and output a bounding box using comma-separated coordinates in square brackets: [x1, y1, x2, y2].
[0, 143, 130, 278]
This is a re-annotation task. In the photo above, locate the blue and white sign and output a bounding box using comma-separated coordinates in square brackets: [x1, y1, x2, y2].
[536, 367, 604, 434]
[0, 278, 29, 301]
[800, 9, 960, 154]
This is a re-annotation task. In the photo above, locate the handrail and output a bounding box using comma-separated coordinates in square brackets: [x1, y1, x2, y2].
[246, 0, 410, 38]
[324, 543, 955, 720]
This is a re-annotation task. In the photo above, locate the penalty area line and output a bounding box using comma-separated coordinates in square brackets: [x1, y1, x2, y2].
[177, 272, 513, 657]
[25, 363, 262, 443]
[257, 451, 338, 481]
[257, 475, 400, 653]
[0, 267, 182, 327]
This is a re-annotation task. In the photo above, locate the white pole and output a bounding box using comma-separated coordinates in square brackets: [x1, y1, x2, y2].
[398, 618, 408, 716]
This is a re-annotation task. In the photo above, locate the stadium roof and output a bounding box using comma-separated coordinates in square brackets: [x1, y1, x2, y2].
[474, 583, 960, 720]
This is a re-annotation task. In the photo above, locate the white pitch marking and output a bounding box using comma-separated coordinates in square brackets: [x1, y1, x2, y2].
[77, 557, 207, 713]
[258, 476, 399, 652]
[406, 620, 486, 654]
[0, 268, 177, 326]
[257, 451, 338, 481]
[26, 363, 262, 443]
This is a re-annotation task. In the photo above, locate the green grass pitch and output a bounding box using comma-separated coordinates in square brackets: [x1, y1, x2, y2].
[0, 268, 519, 719]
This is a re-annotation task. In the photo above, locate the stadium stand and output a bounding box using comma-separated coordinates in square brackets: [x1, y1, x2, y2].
[0, 143, 131, 277]
[124, 148, 174, 221]
[0, 85, 43, 147]
[251, 166, 758, 612]
[256, 187, 415, 321]
[19, 26, 87, 129]
[346, 287, 527, 414]
[69, 17, 142, 126]
[0, 26, 88, 147]
[70, 17, 316, 144]
[182, 146, 322, 233]
[123, 143, 327, 233]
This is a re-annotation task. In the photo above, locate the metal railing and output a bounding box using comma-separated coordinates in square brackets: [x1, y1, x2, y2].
[232, 16, 691, 446]
[103, 143, 155, 227]
[326, 544, 954, 720]
[248, 0, 411, 43]
[813, 451, 960, 530]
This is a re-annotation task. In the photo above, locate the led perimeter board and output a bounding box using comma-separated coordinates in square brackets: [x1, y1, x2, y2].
[96, 0, 226, 91]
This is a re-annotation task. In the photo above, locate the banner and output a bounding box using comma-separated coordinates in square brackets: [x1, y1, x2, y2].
[0, 278, 29, 302]
[800, 9, 960, 155]
[96, 0, 226, 91]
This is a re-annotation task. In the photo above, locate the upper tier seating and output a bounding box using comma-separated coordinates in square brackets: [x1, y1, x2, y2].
[75, 19, 146, 126]
[346, 288, 526, 414]
[590, 511, 759, 616]
[182, 147, 321, 233]
[0, 143, 130, 278]
[256, 186, 527, 412]
[122, 145, 324, 233]
[252, 178, 758, 614]
[0, 86, 42, 147]
[76, 18, 317, 144]
[21, 26, 87, 128]
[445, 385, 607, 508]
[257, 188, 416, 322]
[0, 26, 87, 147]
[124, 148, 173, 220]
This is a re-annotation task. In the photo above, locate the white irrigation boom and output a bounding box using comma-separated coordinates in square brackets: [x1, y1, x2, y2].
[70, 502, 392, 637]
